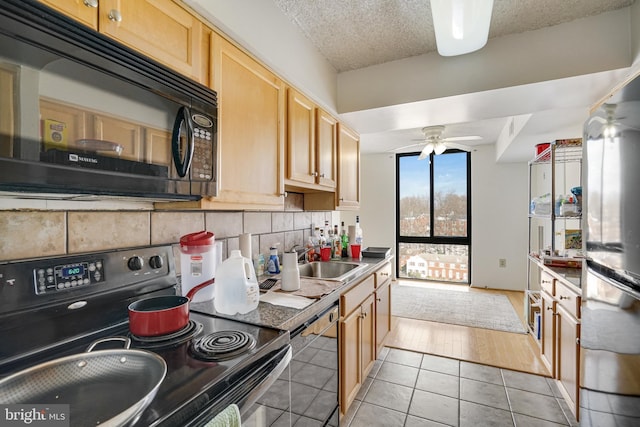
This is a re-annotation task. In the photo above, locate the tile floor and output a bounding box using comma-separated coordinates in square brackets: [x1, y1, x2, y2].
[343, 347, 579, 427]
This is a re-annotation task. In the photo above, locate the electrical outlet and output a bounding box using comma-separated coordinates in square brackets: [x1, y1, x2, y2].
[499, 258, 507, 268]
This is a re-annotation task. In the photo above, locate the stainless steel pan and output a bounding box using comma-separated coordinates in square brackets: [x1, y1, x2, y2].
[0, 337, 166, 427]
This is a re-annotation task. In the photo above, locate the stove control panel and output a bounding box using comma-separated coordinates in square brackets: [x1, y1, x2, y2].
[34, 258, 105, 294]
[0, 245, 176, 316]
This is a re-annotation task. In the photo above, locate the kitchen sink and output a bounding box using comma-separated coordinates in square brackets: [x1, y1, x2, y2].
[298, 261, 368, 281]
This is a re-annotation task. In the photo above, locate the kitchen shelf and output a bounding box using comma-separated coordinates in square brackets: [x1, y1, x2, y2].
[526, 139, 583, 339]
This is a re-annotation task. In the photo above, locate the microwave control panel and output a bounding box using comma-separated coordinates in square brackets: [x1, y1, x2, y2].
[191, 113, 215, 182]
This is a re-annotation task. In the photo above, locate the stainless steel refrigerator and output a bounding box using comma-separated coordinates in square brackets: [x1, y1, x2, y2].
[581, 73, 640, 426]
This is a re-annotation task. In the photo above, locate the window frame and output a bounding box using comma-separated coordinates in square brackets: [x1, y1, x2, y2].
[395, 150, 472, 283]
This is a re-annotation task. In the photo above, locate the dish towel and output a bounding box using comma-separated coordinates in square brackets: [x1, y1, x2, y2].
[204, 403, 241, 427]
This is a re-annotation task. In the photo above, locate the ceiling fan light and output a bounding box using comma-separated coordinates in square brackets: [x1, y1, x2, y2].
[434, 141, 447, 155]
[430, 0, 493, 56]
[419, 141, 435, 159]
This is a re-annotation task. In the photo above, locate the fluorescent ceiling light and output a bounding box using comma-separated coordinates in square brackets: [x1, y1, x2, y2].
[431, 0, 494, 56]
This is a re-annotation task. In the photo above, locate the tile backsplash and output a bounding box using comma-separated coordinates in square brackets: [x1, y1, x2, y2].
[0, 194, 335, 275]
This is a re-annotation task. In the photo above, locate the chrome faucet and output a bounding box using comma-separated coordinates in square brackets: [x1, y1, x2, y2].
[288, 244, 313, 263]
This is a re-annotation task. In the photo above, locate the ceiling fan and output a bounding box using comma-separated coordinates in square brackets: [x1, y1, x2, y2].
[394, 125, 482, 159]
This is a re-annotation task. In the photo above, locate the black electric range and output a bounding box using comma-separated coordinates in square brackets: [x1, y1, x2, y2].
[0, 245, 291, 426]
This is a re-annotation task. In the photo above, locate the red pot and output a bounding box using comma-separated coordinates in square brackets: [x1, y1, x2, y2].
[128, 278, 214, 337]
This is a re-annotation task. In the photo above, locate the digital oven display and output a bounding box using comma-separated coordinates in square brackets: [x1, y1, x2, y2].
[61, 265, 84, 278]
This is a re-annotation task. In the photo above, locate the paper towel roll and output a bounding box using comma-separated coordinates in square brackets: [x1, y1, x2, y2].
[348, 225, 357, 246]
[239, 233, 252, 259]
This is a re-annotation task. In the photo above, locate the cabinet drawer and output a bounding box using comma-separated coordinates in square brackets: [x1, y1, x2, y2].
[374, 262, 392, 288]
[341, 274, 375, 317]
[556, 280, 581, 319]
[541, 271, 555, 295]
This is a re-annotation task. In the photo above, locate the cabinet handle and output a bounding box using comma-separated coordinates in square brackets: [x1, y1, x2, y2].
[376, 297, 382, 302]
[83, 0, 98, 8]
[108, 9, 122, 22]
[319, 173, 325, 178]
[559, 296, 570, 300]
[542, 280, 552, 284]
[546, 306, 554, 311]
[576, 337, 580, 345]
[312, 172, 318, 177]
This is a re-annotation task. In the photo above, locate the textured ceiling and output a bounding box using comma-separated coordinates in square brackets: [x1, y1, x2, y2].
[273, 0, 634, 72]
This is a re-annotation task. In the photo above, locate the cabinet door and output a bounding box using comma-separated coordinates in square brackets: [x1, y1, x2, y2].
[541, 291, 556, 375]
[361, 294, 376, 378]
[316, 108, 337, 188]
[38, 0, 98, 30]
[286, 88, 315, 186]
[91, 114, 142, 161]
[375, 279, 392, 356]
[211, 35, 285, 209]
[337, 124, 360, 209]
[339, 308, 362, 415]
[99, 0, 205, 82]
[557, 304, 580, 416]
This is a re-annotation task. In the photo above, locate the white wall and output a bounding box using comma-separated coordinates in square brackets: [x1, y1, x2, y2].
[471, 145, 528, 290]
[184, 0, 338, 114]
[356, 148, 528, 290]
[343, 153, 397, 273]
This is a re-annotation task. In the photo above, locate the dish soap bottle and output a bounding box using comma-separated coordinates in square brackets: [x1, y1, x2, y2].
[267, 246, 281, 274]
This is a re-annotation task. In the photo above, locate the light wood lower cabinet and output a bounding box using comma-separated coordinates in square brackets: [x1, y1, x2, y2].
[538, 267, 581, 420]
[375, 278, 392, 355]
[339, 274, 376, 416]
[374, 262, 393, 355]
[339, 263, 393, 417]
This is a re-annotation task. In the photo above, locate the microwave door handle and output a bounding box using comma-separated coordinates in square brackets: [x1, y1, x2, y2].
[171, 106, 194, 178]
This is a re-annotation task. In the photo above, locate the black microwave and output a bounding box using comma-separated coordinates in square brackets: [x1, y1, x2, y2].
[0, 1, 217, 201]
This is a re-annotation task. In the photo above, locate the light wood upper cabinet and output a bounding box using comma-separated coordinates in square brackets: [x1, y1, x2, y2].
[208, 34, 285, 210]
[286, 88, 316, 186]
[316, 108, 338, 188]
[337, 123, 360, 209]
[38, 0, 99, 30]
[38, 0, 208, 84]
[285, 87, 337, 191]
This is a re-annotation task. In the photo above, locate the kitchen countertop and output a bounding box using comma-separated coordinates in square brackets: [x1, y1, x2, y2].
[189, 256, 392, 332]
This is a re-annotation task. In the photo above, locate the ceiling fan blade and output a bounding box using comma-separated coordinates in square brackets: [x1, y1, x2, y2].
[418, 142, 434, 159]
[389, 142, 426, 152]
[445, 142, 474, 152]
[442, 135, 482, 142]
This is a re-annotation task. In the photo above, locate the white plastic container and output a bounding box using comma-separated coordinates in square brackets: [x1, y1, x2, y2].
[280, 251, 300, 291]
[179, 231, 216, 303]
[214, 250, 259, 315]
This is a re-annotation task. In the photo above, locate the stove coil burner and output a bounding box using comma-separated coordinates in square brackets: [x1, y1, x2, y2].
[191, 330, 256, 361]
[131, 320, 203, 349]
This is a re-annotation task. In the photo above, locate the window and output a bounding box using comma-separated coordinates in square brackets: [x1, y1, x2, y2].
[396, 150, 471, 283]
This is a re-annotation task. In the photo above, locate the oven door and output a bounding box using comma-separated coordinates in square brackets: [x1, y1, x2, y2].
[185, 345, 292, 427]
[246, 303, 340, 427]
